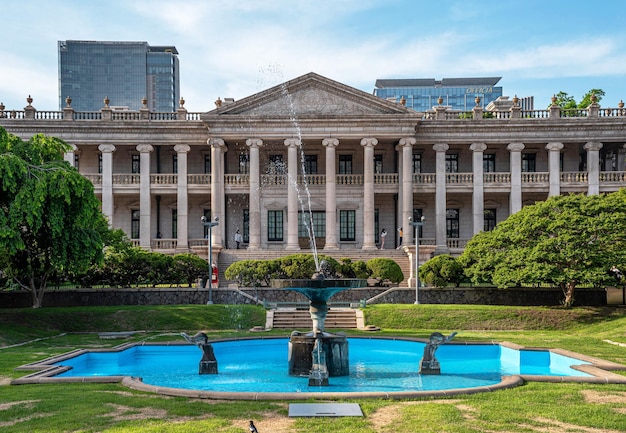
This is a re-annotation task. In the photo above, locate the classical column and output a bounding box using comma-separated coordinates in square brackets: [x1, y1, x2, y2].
[546, 142, 564, 197]
[433, 143, 449, 254]
[209, 138, 226, 247]
[507, 142, 525, 215]
[323, 138, 339, 249]
[584, 141, 603, 195]
[174, 144, 190, 251]
[137, 144, 154, 249]
[64, 144, 77, 167]
[284, 138, 301, 250]
[399, 137, 416, 246]
[470, 142, 487, 235]
[361, 138, 378, 250]
[246, 138, 263, 250]
[98, 144, 116, 226]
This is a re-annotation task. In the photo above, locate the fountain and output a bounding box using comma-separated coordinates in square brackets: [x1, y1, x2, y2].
[419, 331, 457, 374]
[270, 261, 367, 386]
[181, 332, 218, 374]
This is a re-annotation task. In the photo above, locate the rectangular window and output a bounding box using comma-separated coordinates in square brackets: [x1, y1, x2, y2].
[239, 153, 250, 175]
[412, 153, 422, 174]
[204, 155, 211, 174]
[483, 154, 496, 172]
[243, 209, 249, 243]
[484, 208, 496, 232]
[374, 154, 383, 174]
[131, 209, 140, 239]
[446, 153, 458, 173]
[298, 211, 325, 237]
[339, 155, 352, 174]
[98, 154, 102, 174]
[412, 209, 424, 238]
[268, 210, 283, 241]
[522, 153, 536, 172]
[269, 155, 285, 174]
[74, 154, 80, 170]
[339, 210, 356, 241]
[172, 209, 178, 238]
[446, 208, 460, 238]
[131, 154, 140, 174]
[172, 154, 178, 174]
[304, 155, 318, 174]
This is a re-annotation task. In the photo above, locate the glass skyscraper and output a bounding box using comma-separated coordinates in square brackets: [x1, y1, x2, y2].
[58, 40, 180, 112]
[373, 77, 503, 112]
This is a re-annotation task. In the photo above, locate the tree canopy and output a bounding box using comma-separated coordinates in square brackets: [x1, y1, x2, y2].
[548, 89, 605, 109]
[459, 190, 626, 306]
[0, 126, 108, 307]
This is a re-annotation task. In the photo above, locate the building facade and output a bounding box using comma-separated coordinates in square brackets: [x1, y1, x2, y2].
[58, 40, 180, 112]
[374, 77, 504, 112]
[2, 73, 626, 279]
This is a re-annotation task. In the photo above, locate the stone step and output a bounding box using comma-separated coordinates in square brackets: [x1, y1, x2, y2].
[270, 309, 358, 329]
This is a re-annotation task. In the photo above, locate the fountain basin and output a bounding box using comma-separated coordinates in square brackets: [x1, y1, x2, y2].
[14, 336, 626, 400]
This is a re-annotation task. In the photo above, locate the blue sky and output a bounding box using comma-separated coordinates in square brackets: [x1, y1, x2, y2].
[2, 0, 625, 112]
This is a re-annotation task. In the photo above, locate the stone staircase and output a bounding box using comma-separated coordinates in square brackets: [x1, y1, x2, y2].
[217, 248, 411, 287]
[267, 308, 361, 330]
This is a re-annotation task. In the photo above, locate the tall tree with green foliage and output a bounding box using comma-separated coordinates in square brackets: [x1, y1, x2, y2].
[548, 89, 605, 109]
[459, 190, 626, 307]
[0, 127, 108, 308]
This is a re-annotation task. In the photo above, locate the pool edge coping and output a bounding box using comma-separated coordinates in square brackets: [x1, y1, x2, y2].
[11, 336, 626, 400]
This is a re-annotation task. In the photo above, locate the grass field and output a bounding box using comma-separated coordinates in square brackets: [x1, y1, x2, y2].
[1, 304, 626, 432]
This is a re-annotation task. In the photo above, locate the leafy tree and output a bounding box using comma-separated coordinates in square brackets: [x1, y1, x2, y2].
[461, 191, 626, 306]
[548, 89, 605, 109]
[366, 258, 403, 285]
[0, 127, 108, 307]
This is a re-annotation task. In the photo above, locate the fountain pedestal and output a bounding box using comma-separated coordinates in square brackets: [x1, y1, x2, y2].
[272, 278, 366, 386]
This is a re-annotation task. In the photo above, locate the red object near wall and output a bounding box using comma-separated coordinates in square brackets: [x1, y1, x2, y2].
[211, 263, 219, 288]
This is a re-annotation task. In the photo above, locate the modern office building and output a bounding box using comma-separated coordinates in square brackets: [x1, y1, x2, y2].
[2, 73, 625, 287]
[58, 40, 180, 112]
[373, 77, 504, 112]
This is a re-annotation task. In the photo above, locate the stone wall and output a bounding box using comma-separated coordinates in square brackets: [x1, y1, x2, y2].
[0, 286, 609, 308]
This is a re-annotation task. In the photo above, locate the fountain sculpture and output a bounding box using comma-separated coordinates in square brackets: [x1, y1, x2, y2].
[181, 332, 218, 374]
[271, 262, 367, 386]
[419, 331, 457, 374]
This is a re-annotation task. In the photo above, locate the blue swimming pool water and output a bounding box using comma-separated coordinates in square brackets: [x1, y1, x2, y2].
[54, 338, 591, 393]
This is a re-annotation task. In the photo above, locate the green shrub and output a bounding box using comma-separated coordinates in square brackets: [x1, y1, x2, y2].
[172, 253, 209, 287]
[420, 254, 465, 287]
[366, 258, 404, 285]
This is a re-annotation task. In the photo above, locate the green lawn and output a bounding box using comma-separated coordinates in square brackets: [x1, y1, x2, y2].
[1, 304, 626, 432]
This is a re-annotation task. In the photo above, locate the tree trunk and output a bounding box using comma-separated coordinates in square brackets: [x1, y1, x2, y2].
[562, 282, 576, 307]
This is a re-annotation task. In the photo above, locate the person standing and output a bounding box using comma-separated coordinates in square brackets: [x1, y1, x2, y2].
[380, 228, 387, 249]
[397, 227, 403, 248]
[234, 229, 242, 249]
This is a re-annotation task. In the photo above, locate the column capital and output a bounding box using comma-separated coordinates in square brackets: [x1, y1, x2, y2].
[360, 137, 378, 148]
[470, 142, 487, 152]
[432, 143, 449, 153]
[174, 144, 191, 153]
[584, 141, 603, 151]
[399, 137, 416, 147]
[246, 138, 264, 148]
[98, 144, 116, 153]
[136, 144, 153, 153]
[507, 142, 525, 152]
[545, 142, 564, 151]
[322, 137, 339, 148]
[208, 137, 225, 148]
[284, 138, 301, 147]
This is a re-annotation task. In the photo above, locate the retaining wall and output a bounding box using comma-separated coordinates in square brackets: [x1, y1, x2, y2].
[0, 286, 609, 308]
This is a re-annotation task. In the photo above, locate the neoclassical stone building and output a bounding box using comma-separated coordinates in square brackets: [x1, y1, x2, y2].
[1, 73, 625, 272]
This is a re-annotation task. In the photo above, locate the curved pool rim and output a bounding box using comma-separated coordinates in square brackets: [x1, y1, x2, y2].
[12, 336, 626, 400]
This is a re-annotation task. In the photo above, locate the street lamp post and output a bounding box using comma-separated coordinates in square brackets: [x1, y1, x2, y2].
[409, 216, 425, 305]
[201, 216, 219, 304]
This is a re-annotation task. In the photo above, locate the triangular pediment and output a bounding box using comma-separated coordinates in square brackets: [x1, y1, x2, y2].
[204, 72, 412, 118]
